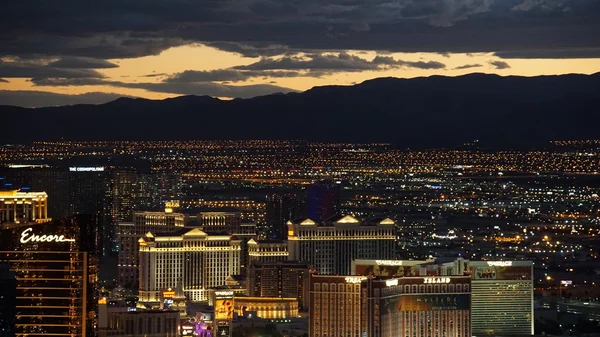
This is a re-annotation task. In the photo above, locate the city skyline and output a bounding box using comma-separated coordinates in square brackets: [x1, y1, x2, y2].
[1, 0, 600, 106]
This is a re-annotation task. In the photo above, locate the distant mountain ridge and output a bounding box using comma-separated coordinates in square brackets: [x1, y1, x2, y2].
[1, 73, 600, 148]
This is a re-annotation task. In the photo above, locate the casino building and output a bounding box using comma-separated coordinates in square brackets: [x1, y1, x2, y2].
[0, 190, 50, 225]
[309, 275, 471, 337]
[287, 215, 396, 275]
[117, 211, 185, 287]
[351, 258, 535, 336]
[138, 228, 241, 303]
[0, 216, 98, 337]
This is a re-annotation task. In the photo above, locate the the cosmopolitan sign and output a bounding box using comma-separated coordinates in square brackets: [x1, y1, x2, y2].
[69, 167, 104, 172]
[20, 228, 75, 244]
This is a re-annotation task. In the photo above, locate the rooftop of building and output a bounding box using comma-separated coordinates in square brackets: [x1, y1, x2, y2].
[0, 189, 48, 198]
[289, 214, 395, 227]
[248, 238, 287, 244]
[250, 260, 310, 268]
[143, 228, 236, 239]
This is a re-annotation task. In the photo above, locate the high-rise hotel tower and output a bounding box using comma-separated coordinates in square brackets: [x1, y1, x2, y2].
[0, 211, 98, 337]
[287, 215, 396, 275]
[138, 228, 241, 303]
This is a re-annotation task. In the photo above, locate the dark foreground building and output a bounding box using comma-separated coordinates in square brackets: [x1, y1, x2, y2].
[0, 216, 99, 337]
[0, 263, 16, 337]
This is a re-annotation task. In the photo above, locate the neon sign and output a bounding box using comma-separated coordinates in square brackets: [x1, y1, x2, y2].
[424, 277, 451, 284]
[345, 277, 367, 284]
[487, 261, 512, 267]
[375, 260, 403, 266]
[386, 279, 399, 287]
[69, 167, 104, 172]
[20, 227, 75, 244]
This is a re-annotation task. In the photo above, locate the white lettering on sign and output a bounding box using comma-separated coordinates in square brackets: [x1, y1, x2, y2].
[215, 291, 234, 297]
[385, 279, 399, 287]
[20, 228, 75, 244]
[345, 277, 367, 284]
[487, 261, 512, 267]
[423, 277, 451, 284]
[69, 167, 104, 172]
[375, 260, 403, 266]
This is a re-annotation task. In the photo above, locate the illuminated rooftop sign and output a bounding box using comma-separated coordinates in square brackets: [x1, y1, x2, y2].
[376, 260, 403, 266]
[20, 227, 75, 244]
[215, 291, 234, 298]
[487, 261, 512, 267]
[424, 277, 451, 284]
[345, 276, 367, 284]
[69, 167, 104, 172]
[386, 279, 399, 287]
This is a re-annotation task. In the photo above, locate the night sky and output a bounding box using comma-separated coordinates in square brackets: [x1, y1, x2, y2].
[1, 0, 599, 106]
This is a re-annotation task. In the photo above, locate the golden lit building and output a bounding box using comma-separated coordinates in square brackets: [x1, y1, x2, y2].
[309, 275, 471, 337]
[0, 220, 97, 337]
[234, 297, 299, 320]
[247, 261, 311, 310]
[98, 301, 180, 337]
[310, 275, 364, 337]
[0, 190, 50, 225]
[287, 215, 396, 275]
[364, 276, 471, 337]
[138, 228, 241, 303]
[248, 239, 289, 263]
[117, 211, 185, 287]
[349, 258, 534, 336]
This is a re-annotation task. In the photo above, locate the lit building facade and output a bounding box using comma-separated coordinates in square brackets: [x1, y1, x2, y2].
[287, 215, 396, 275]
[234, 297, 299, 320]
[117, 211, 185, 287]
[0, 190, 49, 225]
[310, 275, 364, 337]
[309, 275, 471, 337]
[98, 302, 180, 337]
[463, 260, 534, 336]
[248, 239, 289, 263]
[0, 219, 98, 337]
[0, 263, 16, 337]
[138, 228, 241, 302]
[265, 193, 301, 240]
[247, 261, 311, 310]
[363, 276, 471, 337]
[350, 258, 535, 336]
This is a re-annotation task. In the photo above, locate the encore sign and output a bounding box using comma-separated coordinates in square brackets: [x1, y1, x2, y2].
[20, 227, 75, 244]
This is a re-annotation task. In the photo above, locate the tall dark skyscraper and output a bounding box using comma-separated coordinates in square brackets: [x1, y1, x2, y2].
[0, 263, 16, 337]
[0, 166, 70, 219]
[306, 181, 340, 222]
[265, 193, 301, 239]
[0, 214, 99, 337]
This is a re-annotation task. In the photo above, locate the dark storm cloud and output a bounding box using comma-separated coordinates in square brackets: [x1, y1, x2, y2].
[495, 48, 600, 59]
[453, 63, 483, 69]
[234, 53, 446, 71]
[203, 42, 292, 58]
[0, 59, 105, 79]
[489, 60, 511, 69]
[31, 78, 109, 86]
[0, 78, 8, 83]
[117, 82, 299, 98]
[47, 57, 119, 69]
[30, 77, 298, 98]
[1, 0, 600, 60]
[166, 69, 306, 82]
[0, 90, 136, 108]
